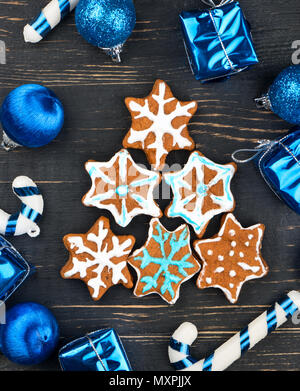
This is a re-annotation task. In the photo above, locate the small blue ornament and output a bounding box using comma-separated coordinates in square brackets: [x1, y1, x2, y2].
[255, 65, 300, 124]
[75, 0, 136, 62]
[0, 84, 64, 150]
[0, 302, 59, 365]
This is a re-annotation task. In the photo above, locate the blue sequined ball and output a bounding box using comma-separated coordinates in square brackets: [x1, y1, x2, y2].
[0, 84, 64, 148]
[75, 0, 136, 48]
[0, 302, 59, 365]
[269, 65, 300, 124]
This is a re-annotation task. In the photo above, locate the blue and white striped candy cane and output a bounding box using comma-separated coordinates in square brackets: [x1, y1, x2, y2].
[169, 291, 300, 371]
[0, 176, 44, 238]
[23, 0, 79, 43]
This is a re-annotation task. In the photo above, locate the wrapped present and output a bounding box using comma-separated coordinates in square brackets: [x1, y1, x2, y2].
[0, 236, 34, 302]
[59, 328, 132, 371]
[232, 128, 300, 214]
[180, 0, 259, 82]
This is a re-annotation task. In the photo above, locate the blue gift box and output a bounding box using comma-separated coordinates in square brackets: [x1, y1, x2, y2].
[257, 129, 300, 214]
[232, 129, 300, 214]
[180, 0, 259, 82]
[59, 328, 132, 371]
[0, 236, 33, 302]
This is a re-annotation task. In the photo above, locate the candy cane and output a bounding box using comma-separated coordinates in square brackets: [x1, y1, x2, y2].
[0, 176, 44, 238]
[169, 291, 300, 371]
[23, 0, 79, 43]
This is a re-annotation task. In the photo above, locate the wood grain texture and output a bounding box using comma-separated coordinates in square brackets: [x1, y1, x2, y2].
[0, 0, 299, 371]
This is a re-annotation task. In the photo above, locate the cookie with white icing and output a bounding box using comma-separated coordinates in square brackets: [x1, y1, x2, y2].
[128, 218, 200, 304]
[164, 151, 236, 238]
[61, 217, 135, 301]
[194, 213, 268, 303]
[82, 149, 162, 227]
[123, 79, 197, 171]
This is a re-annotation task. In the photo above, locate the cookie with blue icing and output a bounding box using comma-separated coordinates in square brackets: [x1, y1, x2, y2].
[128, 218, 200, 304]
[164, 151, 237, 238]
[82, 149, 162, 227]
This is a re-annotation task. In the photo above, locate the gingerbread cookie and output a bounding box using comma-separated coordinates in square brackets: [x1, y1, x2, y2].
[61, 217, 135, 301]
[82, 149, 162, 227]
[128, 218, 200, 304]
[164, 151, 237, 238]
[123, 79, 197, 171]
[194, 213, 268, 303]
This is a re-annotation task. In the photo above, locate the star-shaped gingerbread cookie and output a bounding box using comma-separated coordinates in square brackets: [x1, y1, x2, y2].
[82, 149, 162, 227]
[123, 79, 197, 171]
[164, 151, 236, 238]
[61, 217, 135, 301]
[128, 218, 200, 304]
[194, 213, 268, 303]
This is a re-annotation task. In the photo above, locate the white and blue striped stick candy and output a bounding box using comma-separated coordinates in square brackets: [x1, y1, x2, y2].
[169, 291, 300, 371]
[23, 0, 79, 43]
[0, 176, 44, 237]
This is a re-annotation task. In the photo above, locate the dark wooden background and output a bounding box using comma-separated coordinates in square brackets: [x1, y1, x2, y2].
[0, 0, 299, 371]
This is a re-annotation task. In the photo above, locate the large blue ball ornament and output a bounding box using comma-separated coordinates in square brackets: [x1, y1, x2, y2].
[0, 84, 64, 150]
[0, 302, 59, 365]
[255, 65, 300, 124]
[75, 0, 136, 62]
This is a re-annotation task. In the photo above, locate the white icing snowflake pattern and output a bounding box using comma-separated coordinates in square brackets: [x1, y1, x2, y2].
[61, 217, 135, 300]
[164, 151, 236, 237]
[82, 149, 162, 227]
[123, 80, 197, 171]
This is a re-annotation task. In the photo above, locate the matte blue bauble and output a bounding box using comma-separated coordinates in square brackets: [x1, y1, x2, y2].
[255, 65, 300, 124]
[0, 302, 59, 365]
[0, 84, 64, 149]
[75, 0, 136, 61]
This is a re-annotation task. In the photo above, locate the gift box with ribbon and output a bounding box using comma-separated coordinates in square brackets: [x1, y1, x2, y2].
[180, 0, 259, 82]
[0, 236, 33, 302]
[59, 328, 132, 371]
[232, 128, 300, 215]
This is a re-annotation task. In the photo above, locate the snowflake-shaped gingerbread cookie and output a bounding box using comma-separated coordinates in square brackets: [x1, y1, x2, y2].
[82, 149, 162, 227]
[123, 79, 197, 171]
[194, 213, 269, 303]
[61, 217, 135, 301]
[164, 151, 237, 238]
[128, 218, 200, 304]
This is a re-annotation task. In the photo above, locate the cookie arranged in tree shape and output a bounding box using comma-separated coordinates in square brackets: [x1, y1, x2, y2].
[128, 218, 200, 304]
[164, 151, 237, 238]
[82, 149, 162, 227]
[61, 217, 135, 301]
[123, 79, 197, 171]
[194, 213, 268, 303]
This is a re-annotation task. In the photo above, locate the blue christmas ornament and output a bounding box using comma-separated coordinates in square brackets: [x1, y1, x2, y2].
[0, 84, 64, 151]
[0, 302, 59, 365]
[75, 0, 136, 62]
[255, 65, 300, 124]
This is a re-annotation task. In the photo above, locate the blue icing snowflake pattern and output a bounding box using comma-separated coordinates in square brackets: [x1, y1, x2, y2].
[131, 220, 200, 303]
[164, 151, 236, 238]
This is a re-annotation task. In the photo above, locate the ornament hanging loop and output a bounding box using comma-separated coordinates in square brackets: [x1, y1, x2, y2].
[231, 139, 277, 163]
[254, 93, 272, 110]
[1, 131, 21, 151]
[201, 0, 232, 8]
[102, 44, 123, 63]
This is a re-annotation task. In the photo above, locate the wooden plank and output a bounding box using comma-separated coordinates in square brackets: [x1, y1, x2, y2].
[0, 0, 299, 371]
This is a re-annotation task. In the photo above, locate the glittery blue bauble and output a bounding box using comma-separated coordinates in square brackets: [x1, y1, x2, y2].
[269, 65, 300, 124]
[0, 84, 64, 148]
[75, 0, 136, 48]
[0, 302, 59, 365]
